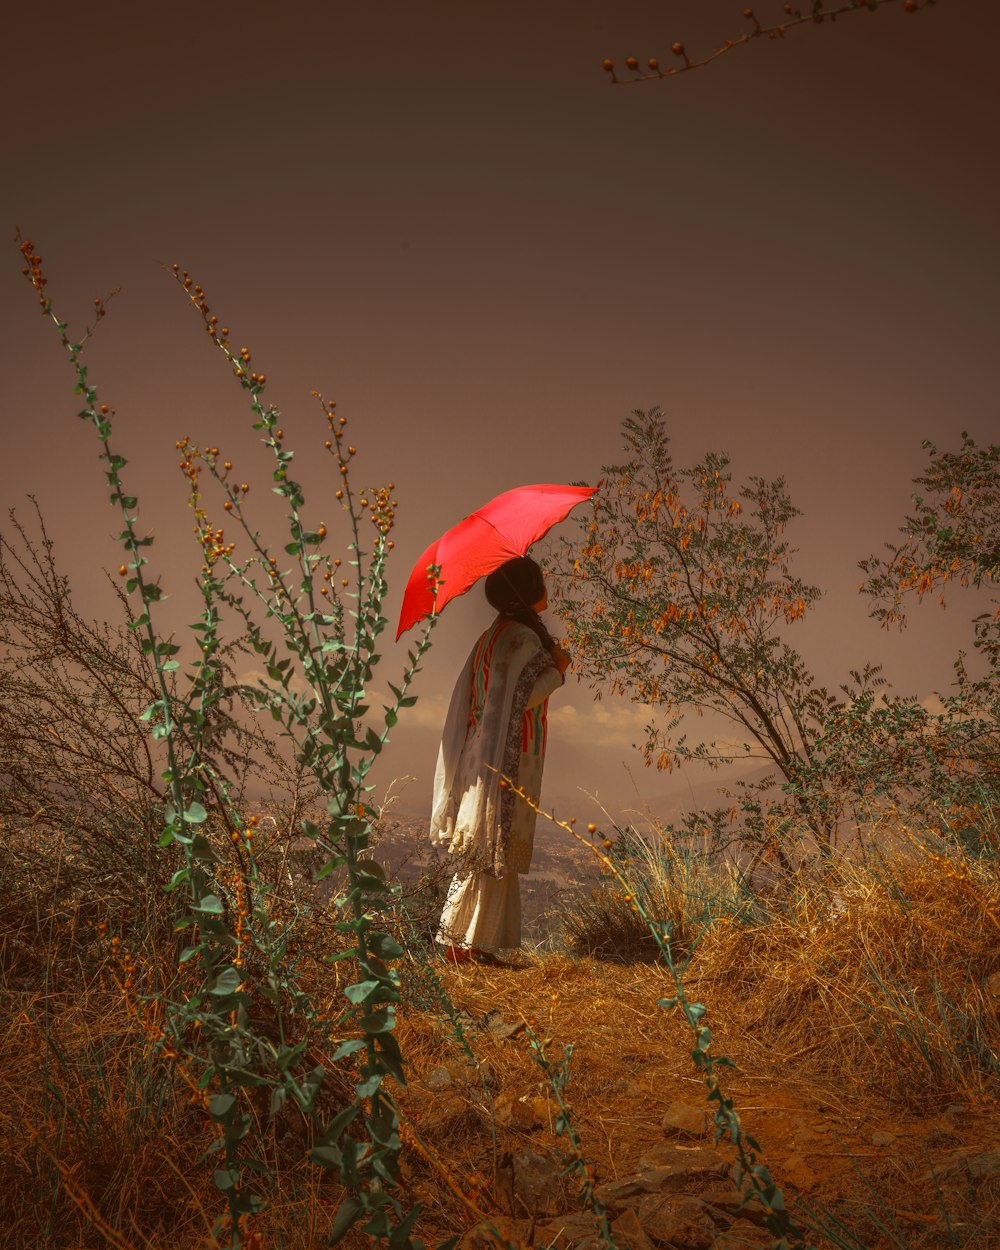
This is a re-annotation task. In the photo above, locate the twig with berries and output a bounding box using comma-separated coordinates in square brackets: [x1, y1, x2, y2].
[602, 0, 933, 85]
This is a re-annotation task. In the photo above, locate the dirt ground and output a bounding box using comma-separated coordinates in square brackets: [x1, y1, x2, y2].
[386, 954, 1000, 1249]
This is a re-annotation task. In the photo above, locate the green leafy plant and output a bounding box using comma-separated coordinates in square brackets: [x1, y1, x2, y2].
[17, 235, 438, 1248]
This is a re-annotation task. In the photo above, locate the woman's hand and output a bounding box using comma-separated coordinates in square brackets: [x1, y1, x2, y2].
[553, 644, 571, 675]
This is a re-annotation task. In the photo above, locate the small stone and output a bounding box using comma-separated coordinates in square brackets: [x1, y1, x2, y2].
[699, 1188, 764, 1222]
[494, 1091, 543, 1131]
[635, 1193, 717, 1248]
[782, 1153, 819, 1191]
[871, 1130, 896, 1147]
[610, 1207, 656, 1250]
[594, 1151, 729, 1215]
[482, 1009, 526, 1041]
[427, 1065, 453, 1090]
[535, 1212, 599, 1249]
[636, 1143, 730, 1179]
[497, 1148, 568, 1218]
[661, 1101, 707, 1139]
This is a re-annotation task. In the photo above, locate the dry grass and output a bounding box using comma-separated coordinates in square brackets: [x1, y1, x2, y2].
[3, 831, 999, 1249]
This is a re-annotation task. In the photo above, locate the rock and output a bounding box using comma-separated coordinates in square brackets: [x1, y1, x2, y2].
[635, 1143, 731, 1180]
[871, 1129, 896, 1148]
[482, 1009, 526, 1041]
[781, 1153, 819, 1191]
[718, 1218, 774, 1248]
[984, 969, 1000, 1001]
[594, 1150, 729, 1215]
[534, 1212, 602, 1249]
[661, 1101, 708, 1140]
[635, 1194, 717, 1248]
[610, 1207, 657, 1249]
[698, 1188, 766, 1224]
[494, 1091, 544, 1132]
[496, 1148, 567, 1218]
[427, 1065, 454, 1090]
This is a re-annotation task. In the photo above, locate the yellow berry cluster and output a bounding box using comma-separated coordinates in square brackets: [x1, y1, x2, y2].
[313, 391, 355, 489]
[174, 437, 240, 571]
[366, 484, 397, 544]
[170, 265, 232, 351]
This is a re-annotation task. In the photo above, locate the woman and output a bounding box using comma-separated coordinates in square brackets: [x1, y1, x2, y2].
[430, 556, 570, 965]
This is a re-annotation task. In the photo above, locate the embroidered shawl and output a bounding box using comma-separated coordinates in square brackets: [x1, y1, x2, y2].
[430, 618, 557, 877]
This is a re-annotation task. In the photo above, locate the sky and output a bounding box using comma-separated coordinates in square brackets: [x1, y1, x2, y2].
[3, 0, 997, 821]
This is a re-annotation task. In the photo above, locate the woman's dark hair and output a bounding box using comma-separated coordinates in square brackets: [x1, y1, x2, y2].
[484, 556, 556, 652]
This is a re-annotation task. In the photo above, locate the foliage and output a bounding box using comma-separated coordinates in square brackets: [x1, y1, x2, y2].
[859, 430, 1000, 690]
[0, 500, 310, 936]
[549, 407, 843, 861]
[551, 409, 999, 871]
[16, 235, 437, 1248]
[562, 824, 766, 962]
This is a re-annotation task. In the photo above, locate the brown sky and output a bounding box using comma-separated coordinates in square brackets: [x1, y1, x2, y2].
[3, 1, 998, 819]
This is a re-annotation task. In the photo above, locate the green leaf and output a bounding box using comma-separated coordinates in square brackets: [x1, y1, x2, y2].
[344, 980, 379, 1005]
[213, 1168, 238, 1192]
[209, 1093, 236, 1118]
[329, 1196, 364, 1244]
[194, 893, 224, 915]
[368, 932, 404, 960]
[210, 967, 243, 995]
[331, 1038, 367, 1062]
[182, 802, 208, 824]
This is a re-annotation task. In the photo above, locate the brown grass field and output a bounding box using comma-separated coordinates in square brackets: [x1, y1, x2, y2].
[3, 830, 998, 1250]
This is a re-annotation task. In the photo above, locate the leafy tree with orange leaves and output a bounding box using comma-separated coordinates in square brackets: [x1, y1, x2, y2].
[551, 411, 999, 870]
[549, 408, 842, 865]
[860, 432, 1000, 689]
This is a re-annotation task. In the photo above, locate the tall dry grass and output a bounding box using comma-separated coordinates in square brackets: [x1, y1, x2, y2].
[559, 810, 1000, 1109]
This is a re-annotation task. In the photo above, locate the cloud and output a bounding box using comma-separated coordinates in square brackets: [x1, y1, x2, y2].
[238, 667, 312, 700]
[363, 686, 449, 732]
[547, 700, 655, 750]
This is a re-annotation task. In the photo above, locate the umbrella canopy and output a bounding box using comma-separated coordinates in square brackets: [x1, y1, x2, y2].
[396, 483, 598, 639]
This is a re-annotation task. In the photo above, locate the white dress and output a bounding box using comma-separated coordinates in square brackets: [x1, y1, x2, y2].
[430, 617, 563, 952]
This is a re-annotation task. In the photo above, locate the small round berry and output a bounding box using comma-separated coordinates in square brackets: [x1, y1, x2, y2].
[601, 58, 614, 72]
[625, 56, 638, 70]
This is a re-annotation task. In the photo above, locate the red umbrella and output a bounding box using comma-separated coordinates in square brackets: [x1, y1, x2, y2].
[396, 483, 598, 639]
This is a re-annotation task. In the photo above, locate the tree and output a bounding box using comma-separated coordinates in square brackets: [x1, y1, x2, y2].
[859, 431, 1000, 692]
[548, 408, 843, 864]
[550, 410, 999, 870]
